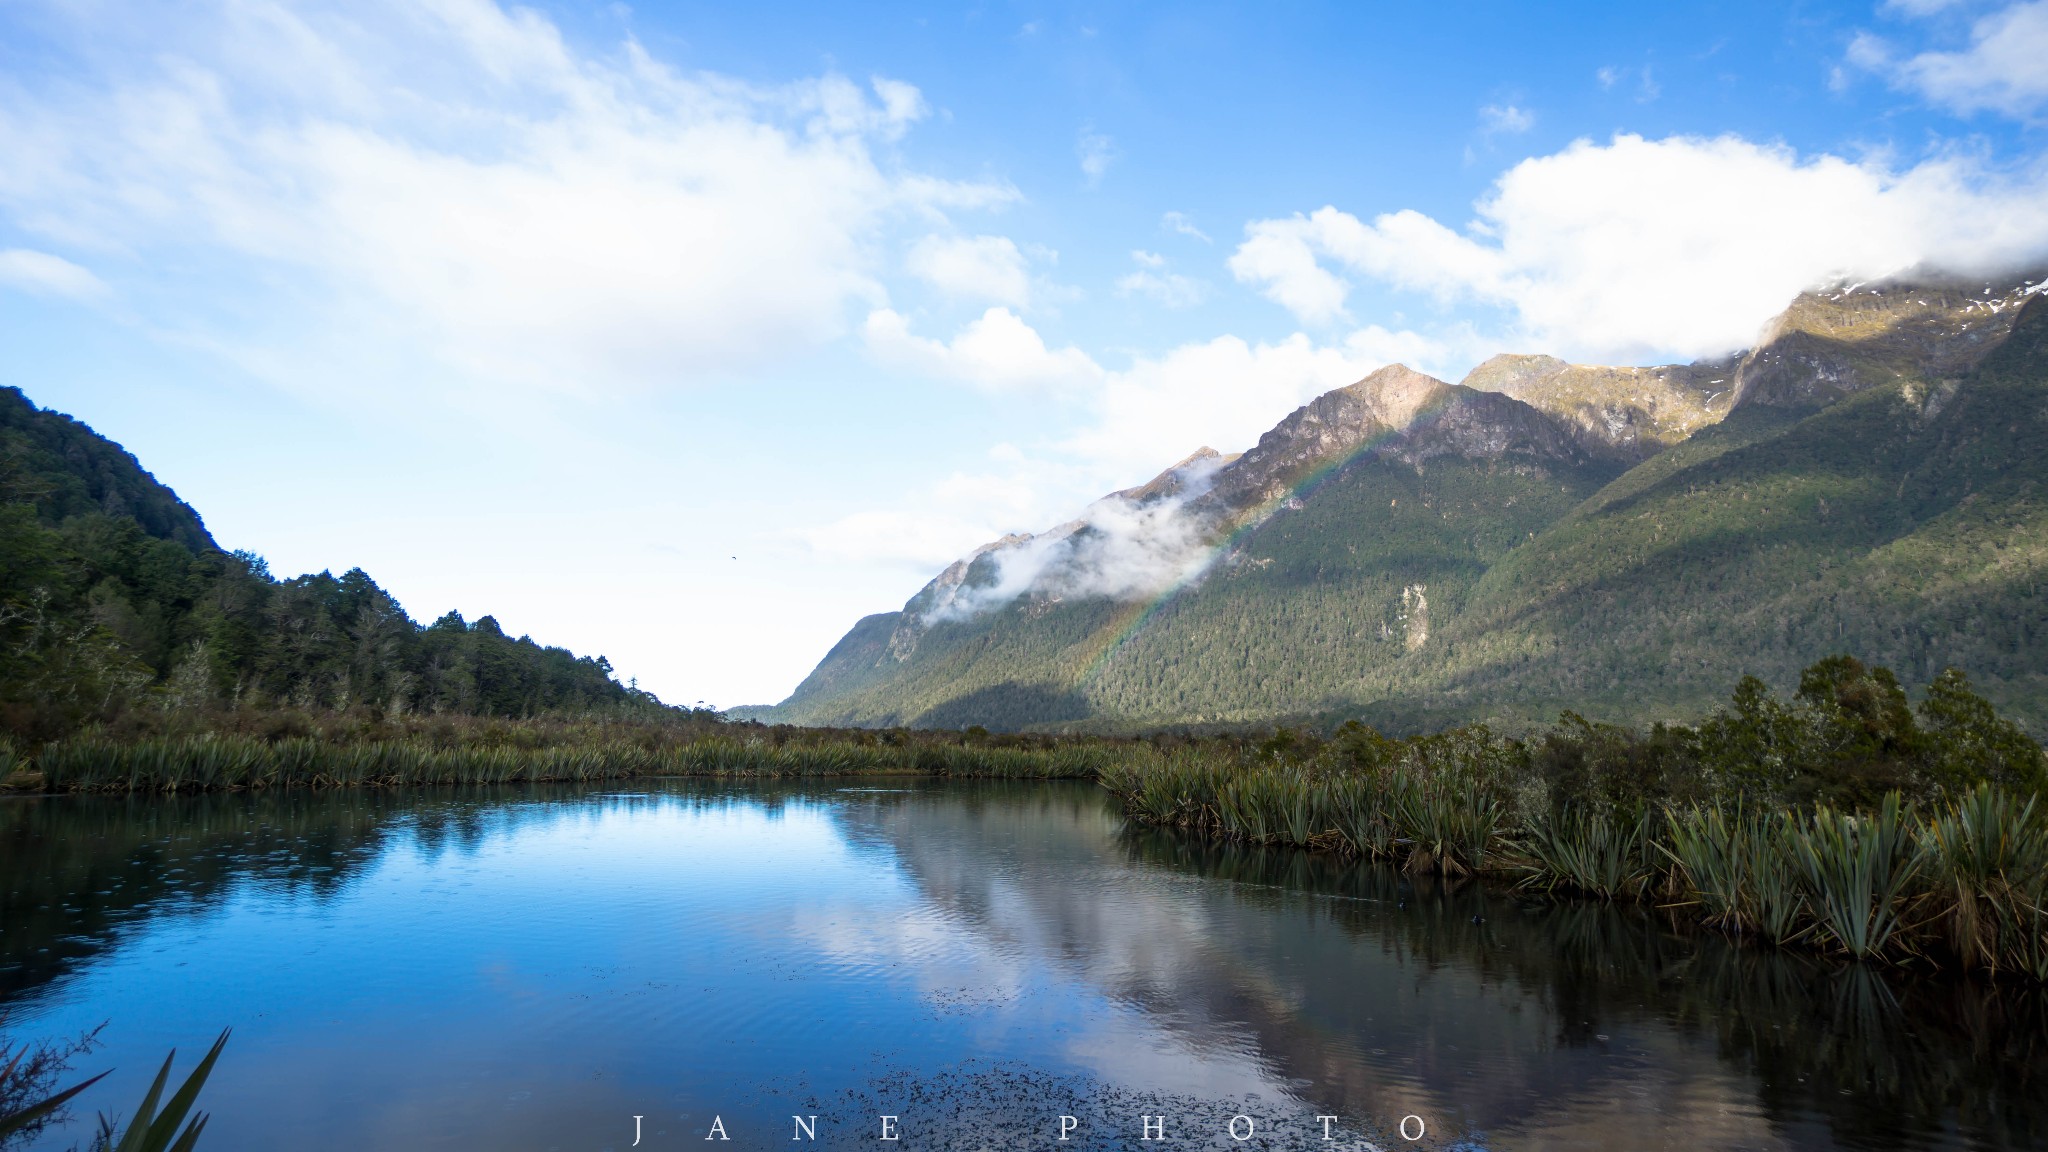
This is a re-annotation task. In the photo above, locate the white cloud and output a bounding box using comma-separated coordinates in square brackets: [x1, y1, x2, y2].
[0, 0, 1011, 395]
[802, 508, 1020, 571]
[829, 308, 1450, 581]
[1594, 64, 1660, 102]
[1067, 326, 1449, 477]
[863, 307, 1104, 392]
[1078, 130, 1117, 185]
[1227, 219, 1357, 325]
[869, 77, 930, 134]
[854, 316, 1459, 618]
[1161, 211, 1211, 242]
[1229, 132, 2048, 362]
[916, 463, 1229, 623]
[905, 234, 1033, 307]
[1116, 251, 1207, 309]
[1117, 270, 1208, 309]
[0, 248, 108, 300]
[1856, 1, 2048, 117]
[1480, 103, 1535, 134]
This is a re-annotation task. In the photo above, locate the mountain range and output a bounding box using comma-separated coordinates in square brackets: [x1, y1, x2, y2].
[745, 270, 2048, 734]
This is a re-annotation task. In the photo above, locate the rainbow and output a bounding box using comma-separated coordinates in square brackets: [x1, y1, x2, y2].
[1072, 383, 1468, 689]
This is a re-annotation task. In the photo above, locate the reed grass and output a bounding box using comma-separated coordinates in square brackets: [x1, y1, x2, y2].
[15, 704, 2045, 978]
[1099, 741, 2048, 977]
[1518, 805, 1659, 899]
[1788, 794, 1925, 960]
[1921, 785, 2048, 979]
[19, 729, 1116, 793]
[1660, 805, 1809, 943]
[1100, 749, 1507, 876]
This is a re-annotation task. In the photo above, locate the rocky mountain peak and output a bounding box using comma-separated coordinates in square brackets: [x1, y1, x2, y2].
[1730, 270, 2047, 409]
[1194, 364, 1599, 522]
[1459, 353, 1736, 464]
[1460, 354, 1570, 396]
[1342, 362, 1455, 430]
[1115, 446, 1235, 504]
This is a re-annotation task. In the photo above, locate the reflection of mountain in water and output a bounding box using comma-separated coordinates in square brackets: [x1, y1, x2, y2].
[837, 785, 2047, 1152]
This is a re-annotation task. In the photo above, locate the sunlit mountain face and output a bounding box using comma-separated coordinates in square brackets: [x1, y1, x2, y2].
[756, 276, 2048, 734]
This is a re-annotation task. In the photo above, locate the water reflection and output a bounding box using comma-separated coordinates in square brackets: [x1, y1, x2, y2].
[1106, 830, 2047, 1150]
[1, 782, 2040, 1151]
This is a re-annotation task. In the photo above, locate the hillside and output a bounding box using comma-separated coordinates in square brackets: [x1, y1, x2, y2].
[0, 387, 648, 739]
[751, 271, 2048, 733]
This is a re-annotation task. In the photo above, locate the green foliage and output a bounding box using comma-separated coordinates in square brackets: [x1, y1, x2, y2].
[1100, 660, 2048, 976]
[0, 1029, 225, 1152]
[18, 711, 1117, 793]
[92, 1030, 228, 1152]
[1787, 794, 1925, 959]
[1517, 805, 1660, 899]
[772, 297, 2048, 736]
[1918, 668, 2048, 795]
[1788, 656, 1926, 807]
[1660, 805, 1808, 943]
[0, 389, 649, 742]
[1921, 785, 2048, 978]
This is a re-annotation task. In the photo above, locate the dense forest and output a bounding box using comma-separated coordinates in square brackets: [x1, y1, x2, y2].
[758, 278, 2048, 734]
[0, 386, 660, 743]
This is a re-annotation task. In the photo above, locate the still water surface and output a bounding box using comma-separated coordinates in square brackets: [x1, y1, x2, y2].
[2, 780, 2042, 1151]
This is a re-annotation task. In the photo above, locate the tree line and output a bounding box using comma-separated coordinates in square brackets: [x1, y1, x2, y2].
[1, 386, 658, 742]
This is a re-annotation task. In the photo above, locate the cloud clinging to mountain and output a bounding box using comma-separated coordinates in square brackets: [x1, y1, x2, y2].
[1229, 133, 2048, 362]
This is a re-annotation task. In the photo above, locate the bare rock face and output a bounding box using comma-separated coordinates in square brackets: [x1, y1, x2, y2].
[1456, 271, 2047, 459]
[1194, 364, 1593, 521]
[1400, 583, 1429, 652]
[1114, 446, 1234, 504]
[1460, 354, 1736, 464]
[1729, 272, 2046, 410]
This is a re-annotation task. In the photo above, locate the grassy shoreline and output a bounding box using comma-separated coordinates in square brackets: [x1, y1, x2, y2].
[6, 656, 2045, 979]
[0, 724, 1114, 792]
[1098, 750, 2047, 978]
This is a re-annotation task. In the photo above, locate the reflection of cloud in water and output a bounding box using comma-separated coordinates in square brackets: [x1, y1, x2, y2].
[825, 786, 1799, 1151]
[12, 782, 2037, 1152]
[793, 790, 1301, 1107]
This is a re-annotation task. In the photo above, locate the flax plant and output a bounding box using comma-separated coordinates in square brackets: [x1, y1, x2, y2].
[1921, 785, 2048, 978]
[1788, 794, 1925, 959]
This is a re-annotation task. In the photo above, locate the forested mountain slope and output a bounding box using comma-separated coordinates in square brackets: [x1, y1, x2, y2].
[0, 387, 644, 739]
[752, 272, 2048, 733]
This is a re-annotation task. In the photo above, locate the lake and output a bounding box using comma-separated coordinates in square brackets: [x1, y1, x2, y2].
[2, 780, 2041, 1150]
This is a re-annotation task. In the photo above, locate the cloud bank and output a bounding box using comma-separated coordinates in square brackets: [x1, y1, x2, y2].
[915, 452, 1229, 624]
[0, 0, 1011, 393]
[1852, 1, 2048, 117]
[0, 249, 107, 300]
[1229, 133, 2048, 362]
[906, 234, 1036, 308]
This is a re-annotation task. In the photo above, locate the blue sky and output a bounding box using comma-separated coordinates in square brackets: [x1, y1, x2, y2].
[2, 0, 2045, 706]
